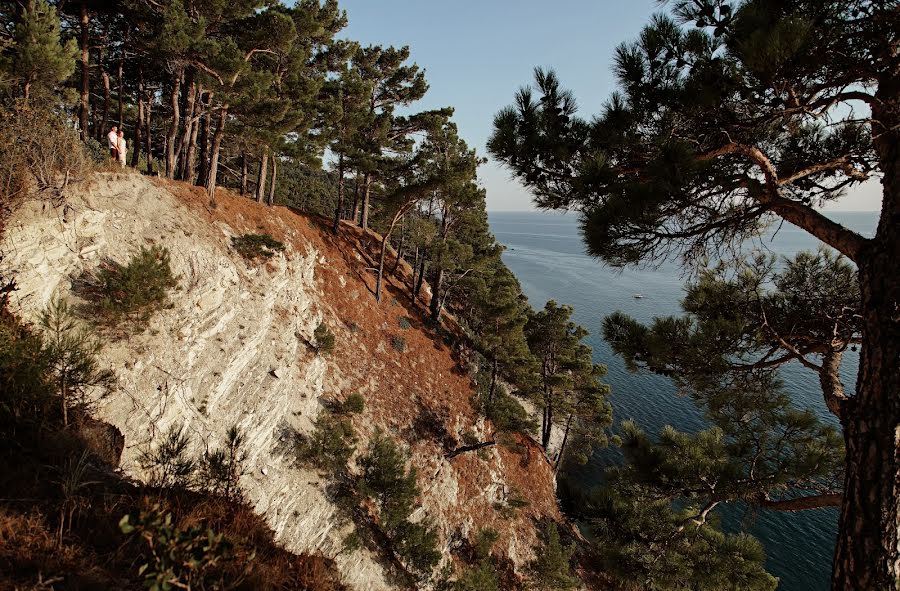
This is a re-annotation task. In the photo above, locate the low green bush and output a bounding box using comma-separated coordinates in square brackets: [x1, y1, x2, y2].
[119, 504, 234, 591]
[529, 523, 579, 590]
[81, 245, 178, 326]
[231, 233, 285, 261]
[338, 392, 365, 415]
[198, 425, 247, 502]
[139, 422, 195, 489]
[296, 410, 356, 474]
[390, 335, 406, 353]
[314, 322, 336, 354]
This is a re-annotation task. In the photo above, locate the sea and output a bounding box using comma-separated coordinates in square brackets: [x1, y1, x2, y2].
[488, 210, 879, 591]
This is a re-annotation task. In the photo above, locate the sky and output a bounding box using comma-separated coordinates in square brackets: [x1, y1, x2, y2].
[336, 0, 882, 213]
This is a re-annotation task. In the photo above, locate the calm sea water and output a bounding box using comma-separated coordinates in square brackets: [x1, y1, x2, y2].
[488, 210, 879, 591]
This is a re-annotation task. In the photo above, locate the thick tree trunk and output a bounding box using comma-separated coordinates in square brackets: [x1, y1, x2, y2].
[333, 153, 345, 232]
[186, 88, 205, 183]
[255, 148, 269, 203]
[205, 104, 228, 204]
[831, 81, 900, 591]
[196, 92, 212, 187]
[165, 67, 183, 179]
[176, 71, 195, 177]
[130, 67, 144, 168]
[240, 152, 248, 195]
[360, 173, 372, 229]
[267, 155, 277, 206]
[79, 2, 89, 140]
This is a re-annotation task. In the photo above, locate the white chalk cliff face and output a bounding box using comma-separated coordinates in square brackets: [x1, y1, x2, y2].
[0, 173, 393, 589]
[1, 173, 565, 590]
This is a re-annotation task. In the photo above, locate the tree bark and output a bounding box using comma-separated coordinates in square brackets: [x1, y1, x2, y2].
[446, 440, 496, 459]
[429, 204, 451, 322]
[333, 153, 345, 232]
[555, 413, 573, 472]
[144, 89, 153, 175]
[176, 71, 196, 178]
[165, 66, 183, 179]
[351, 175, 360, 223]
[117, 57, 124, 129]
[255, 148, 269, 203]
[196, 91, 212, 187]
[130, 67, 144, 168]
[391, 216, 405, 274]
[78, 1, 90, 140]
[360, 173, 372, 229]
[99, 55, 110, 141]
[488, 357, 499, 408]
[831, 78, 900, 591]
[414, 254, 427, 300]
[186, 88, 205, 183]
[205, 104, 228, 204]
[267, 155, 277, 206]
[240, 151, 248, 196]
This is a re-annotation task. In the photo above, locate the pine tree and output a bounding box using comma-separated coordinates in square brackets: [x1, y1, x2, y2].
[8, 0, 77, 102]
[490, 1, 898, 585]
[525, 301, 612, 461]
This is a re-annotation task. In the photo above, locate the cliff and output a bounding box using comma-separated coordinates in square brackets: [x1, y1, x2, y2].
[0, 172, 562, 589]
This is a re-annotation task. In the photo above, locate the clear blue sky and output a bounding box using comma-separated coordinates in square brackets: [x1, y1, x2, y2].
[337, 0, 882, 212]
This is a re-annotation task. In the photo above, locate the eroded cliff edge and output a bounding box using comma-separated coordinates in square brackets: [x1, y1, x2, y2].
[0, 173, 562, 590]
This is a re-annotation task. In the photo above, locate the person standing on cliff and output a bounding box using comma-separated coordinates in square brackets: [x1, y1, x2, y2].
[107, 125, 119, 161]
[117, 130, 127, 168]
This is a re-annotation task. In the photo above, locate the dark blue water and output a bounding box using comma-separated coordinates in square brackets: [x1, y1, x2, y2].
[488, 210, 879, 591]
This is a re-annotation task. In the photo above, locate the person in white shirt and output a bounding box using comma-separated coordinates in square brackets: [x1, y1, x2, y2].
[117, 131, 127, 167]
[107, 126, 119, 160]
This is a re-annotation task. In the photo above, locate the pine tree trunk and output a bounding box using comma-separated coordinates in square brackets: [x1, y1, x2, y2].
[240, 152, 248, 196]
[130, 67, 144, 168]
[186, 88, 205, 183]
[144, 91, 153, 175]
[117, 58, 124, 129]
[414, 254, 427, 300]
[99, 65, 110, 141]
[175, 71, 195, 175]
[488, 357, 499, 408]
[196, 92, 212, 187]
[555, 414, 574, 472]
[205, 104, 228, 204]
[351, 175, 360, 223]
[392, 217, 405, 274]
[360, 173, 372, 229]
[429, 206, 451, 322]
[267, 155, 277, 206]
[78, 2, 89, 140]
[165, 67, 183, 179]
[333, 153, 345, 232]
[831, 78, 900, 591]
[255, 148, 269, 203]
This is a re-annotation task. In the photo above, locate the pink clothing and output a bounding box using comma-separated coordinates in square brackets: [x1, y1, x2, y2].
[107, 130, 118, 150]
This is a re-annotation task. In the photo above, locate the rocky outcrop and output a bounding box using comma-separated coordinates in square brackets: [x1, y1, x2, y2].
[0, 173, 561, 590]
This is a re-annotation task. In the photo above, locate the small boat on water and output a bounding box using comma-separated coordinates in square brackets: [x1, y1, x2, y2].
[633, 293, 645, 299]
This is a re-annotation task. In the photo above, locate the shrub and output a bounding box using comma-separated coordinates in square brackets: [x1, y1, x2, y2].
[139, 422, 195, 489]
[231, 233, 285, 261]
[80, 245, 178, 326]
[393, 519, 441, 578]
[119, 504, 234, 591]
[529, 523, 578, 590]
[314, 322, 336, 354]
[338, 392, 365, 415]
[390, 335, 406, 353]
[398, 316, 412, 330]
[358, 432, 418, 530]
[0, 302, 55, 432]
[0, 105, 93, 205]
[487, 390, 537, 435]
[39, 298, 115, 426]
[198, 425, 247, 502]
[296, 411, 356, 474]
[456, 561, 500, 591]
